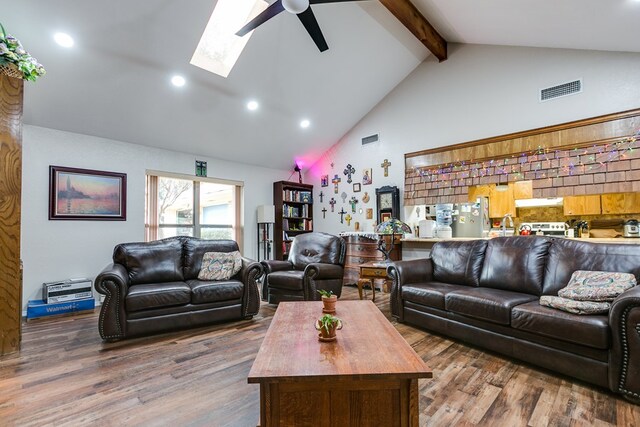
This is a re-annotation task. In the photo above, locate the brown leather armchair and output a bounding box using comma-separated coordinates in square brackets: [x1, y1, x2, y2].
[261, 232, 346, 304]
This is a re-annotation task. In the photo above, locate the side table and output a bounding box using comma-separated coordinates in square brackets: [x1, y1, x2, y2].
[358, 261, 392, 302]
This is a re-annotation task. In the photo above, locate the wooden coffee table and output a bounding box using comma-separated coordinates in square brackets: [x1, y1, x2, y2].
[248, 301, 432, 426]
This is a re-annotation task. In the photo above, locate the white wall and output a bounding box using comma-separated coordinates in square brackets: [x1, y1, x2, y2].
[21, 125, 290, 310]
[308, 44, 640, 235]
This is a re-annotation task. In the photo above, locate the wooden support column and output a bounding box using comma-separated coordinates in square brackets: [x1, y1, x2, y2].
[379, 0, 447, 61]
[0, 72, 23, 355]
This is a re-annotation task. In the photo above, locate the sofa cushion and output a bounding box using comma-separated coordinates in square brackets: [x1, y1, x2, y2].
[512, 301, 610, 349]
[543, 238, 640, 295]
[183, 238, 240, 280]
[125, 281, 191, 312]
[197, 251, 242, 281]
[187, 279, 244, 304]
[558, 270, 637, 302]
[479, 236, 551, 295]
[267, 270, 305, 291]
[431, 240, 488, 287]
[402, 282, 469, 310]
[445, 287, 537, 325]
[539, 296, 610, 315]
[114, 237, 184, 285]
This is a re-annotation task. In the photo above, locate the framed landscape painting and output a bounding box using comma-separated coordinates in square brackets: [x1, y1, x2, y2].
[49, 166, 127, 220]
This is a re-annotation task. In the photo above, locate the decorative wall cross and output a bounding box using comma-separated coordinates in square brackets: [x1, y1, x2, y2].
[321, 207, 327, 219]
[349, 196, 358, 213]
[343, 164, 355, 183]
[331, 174, 341, 194]
[345, 214, 352, 226]
[329, 198, 336, 212]
[338, 208, 347, 224]
[319, 191, 324, 203]
[381, 159, 392, 177]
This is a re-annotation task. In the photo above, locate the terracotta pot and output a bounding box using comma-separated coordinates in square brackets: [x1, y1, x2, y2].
[315, 318, 343, 341]
[321, 295, 337, 313]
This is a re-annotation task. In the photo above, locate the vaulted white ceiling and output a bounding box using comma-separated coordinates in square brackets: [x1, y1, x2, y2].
[4, 0, 640, 170]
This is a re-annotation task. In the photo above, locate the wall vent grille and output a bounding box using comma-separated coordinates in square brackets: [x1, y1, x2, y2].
[540, 79, 582, 102]
[361, 134, 379, 145]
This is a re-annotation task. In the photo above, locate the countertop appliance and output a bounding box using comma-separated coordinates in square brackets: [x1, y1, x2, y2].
[519, 222, 567, 236]
[624, 220, 639, 238]
[451, 198, 490, 238]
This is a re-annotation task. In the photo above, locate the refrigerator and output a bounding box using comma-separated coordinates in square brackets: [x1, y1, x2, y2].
[451, 198, 490, 238]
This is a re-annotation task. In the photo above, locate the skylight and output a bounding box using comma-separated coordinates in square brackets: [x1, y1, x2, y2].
[190, 0, 268, 78]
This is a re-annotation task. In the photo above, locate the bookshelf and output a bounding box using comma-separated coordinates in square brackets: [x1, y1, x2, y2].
[274, 181, 314, 260]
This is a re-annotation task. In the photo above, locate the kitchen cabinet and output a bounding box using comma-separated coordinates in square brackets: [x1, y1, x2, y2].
[513, 180, 533, 200]
[563, 195, 601, 216]
[468, 184, 516, 219]
[601, 192, 640, 215]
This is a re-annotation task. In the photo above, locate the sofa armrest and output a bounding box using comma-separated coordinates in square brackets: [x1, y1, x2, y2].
[94, 263, 129, 340]
[261, 259, 293, 274]
[386, 258, 434, 321]
[240, 257, 263, 317]
[609, 286, 640, 400]
[304, 263, 343, 280]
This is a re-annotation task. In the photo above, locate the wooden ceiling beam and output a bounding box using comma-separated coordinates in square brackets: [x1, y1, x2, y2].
[379, 0, 447, 62]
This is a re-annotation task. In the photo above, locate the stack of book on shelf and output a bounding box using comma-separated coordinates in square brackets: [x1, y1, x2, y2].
[283, 190, 312, 203]
[282, 218, 313, 231]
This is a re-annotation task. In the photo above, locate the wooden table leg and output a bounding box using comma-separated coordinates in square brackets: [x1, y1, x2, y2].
[370, 279, 375, 302]
[357, 279, 364, 300]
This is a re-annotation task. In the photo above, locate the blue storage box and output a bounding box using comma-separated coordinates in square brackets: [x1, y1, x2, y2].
[27, 298, 95, 320]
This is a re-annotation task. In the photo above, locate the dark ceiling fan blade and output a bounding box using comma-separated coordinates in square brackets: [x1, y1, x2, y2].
[310, 0, 370, 4]
[236, 0, 286, 37]
[297, 7, 329, 52]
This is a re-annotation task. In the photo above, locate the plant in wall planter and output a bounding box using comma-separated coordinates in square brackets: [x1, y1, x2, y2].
[317, 289, 337, 313]
[315, 314, 343, 342]
[0, 23, 46, 81]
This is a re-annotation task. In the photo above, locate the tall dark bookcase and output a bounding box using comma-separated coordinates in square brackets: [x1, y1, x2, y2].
[274, 181, 314, 260]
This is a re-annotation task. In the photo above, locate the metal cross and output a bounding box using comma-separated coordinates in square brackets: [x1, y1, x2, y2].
[343, 164, 356, 184]
[345, 214, 352, 226]
[381, 159, 392, 177]
[331, 174, 341, 194]
[338, 208, 347, 224]
[329, 198, 337, 212]
[319, 191, 324, 203]
[349, 196, 358, 213]
[321, 207, 327, 219]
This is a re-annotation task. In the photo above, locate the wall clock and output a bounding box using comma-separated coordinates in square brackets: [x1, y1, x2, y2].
[375, 186, 400, 223]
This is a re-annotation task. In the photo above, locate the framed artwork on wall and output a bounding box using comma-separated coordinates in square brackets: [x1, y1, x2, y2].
[321, 175, 329, 187]
[49, 165, 127, 220]
[353, 183, 361, 192]
[363, 168, 372, 185]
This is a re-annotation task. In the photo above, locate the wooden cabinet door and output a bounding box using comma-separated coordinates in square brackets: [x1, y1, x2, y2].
[488, 185, 515, 218]
[602, 193, 640, 214]
[513, 180, 533, 200]
[563, 195, 601, 215]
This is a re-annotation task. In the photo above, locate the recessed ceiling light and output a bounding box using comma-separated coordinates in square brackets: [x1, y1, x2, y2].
[54, 32, 74, 48]
[300, 119, 311, 129]
[247, 100, 259, 111]
[171, 75, 186, 87]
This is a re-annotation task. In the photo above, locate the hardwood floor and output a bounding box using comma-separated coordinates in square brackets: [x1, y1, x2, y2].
[1, 286, 639, 426]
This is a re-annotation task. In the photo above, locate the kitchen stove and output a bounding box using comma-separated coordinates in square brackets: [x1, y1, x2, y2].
[519, 222, 567, 236]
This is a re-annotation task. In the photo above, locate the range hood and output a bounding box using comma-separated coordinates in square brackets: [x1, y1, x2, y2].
[515, 197, 564, 208]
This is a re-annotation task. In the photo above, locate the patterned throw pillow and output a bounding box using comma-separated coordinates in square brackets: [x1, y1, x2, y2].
[539, 296, 610, 315]
[558, 270, 637, 302]
[198, 251, 243, 281]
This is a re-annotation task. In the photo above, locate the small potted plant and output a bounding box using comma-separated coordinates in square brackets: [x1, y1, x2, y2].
[315, 314, 343, 342]
[317, 289, 337, 313]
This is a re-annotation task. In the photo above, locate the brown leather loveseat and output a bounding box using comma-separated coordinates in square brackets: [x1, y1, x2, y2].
[95, 237, 262, 340]
[388, 236, 640, 401]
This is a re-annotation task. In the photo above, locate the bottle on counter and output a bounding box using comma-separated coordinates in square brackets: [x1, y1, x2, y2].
[581, 222, 590, 238]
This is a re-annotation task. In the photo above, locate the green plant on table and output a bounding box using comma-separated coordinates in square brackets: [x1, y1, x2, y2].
[0, 23, 46, 81]
[317, 314, 342, 333]
[317, 289, 334, 298]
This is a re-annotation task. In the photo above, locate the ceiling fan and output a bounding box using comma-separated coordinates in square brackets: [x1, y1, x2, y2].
[236, 0, 368, 53]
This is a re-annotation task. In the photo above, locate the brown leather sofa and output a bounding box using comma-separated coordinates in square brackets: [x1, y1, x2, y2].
[388, 236, 640, 401]
[261, 232, 346, 304]
[95, 237, 262, 340]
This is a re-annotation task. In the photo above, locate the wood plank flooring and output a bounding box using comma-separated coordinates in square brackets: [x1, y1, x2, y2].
[1, 286, 639, 426]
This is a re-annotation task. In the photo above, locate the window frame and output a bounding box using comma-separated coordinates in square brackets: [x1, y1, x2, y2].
[145, 170, 244, 251]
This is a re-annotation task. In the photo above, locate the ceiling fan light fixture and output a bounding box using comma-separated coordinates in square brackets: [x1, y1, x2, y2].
[282, 0, 309, 14]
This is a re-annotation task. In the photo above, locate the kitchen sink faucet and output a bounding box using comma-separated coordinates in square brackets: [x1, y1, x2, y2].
[501, 213, 514, 237]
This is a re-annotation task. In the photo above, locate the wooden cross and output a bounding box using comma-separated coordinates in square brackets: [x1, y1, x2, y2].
[345, 214, 352, 226]
[319, 191, 324, 203]
[338, 208, 347, 224]
[343, 164, 356, 184]
[329, 198, 337, 212]
[331, 174, 341, 194]
[349, 196, 358, 213]
[381, 159, 392, 177]
[321, 207, 327, 219]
